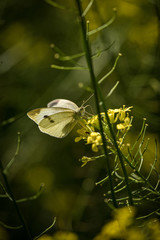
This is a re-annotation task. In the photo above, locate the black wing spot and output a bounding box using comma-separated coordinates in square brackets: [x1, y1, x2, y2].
[50, 119, 54, 123]
[43, 115, 54, 123]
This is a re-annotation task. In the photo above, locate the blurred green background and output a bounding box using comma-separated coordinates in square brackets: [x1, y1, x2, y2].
[0, 0, 160, 239]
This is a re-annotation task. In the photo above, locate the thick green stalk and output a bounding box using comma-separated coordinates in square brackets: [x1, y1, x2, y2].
[0, 160, 32, 240]
[75, 0, 118, 208]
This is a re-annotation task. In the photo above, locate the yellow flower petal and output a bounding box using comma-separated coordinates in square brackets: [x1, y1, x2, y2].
[117, 123, 125, 130]
[92, 143, 99, 152]
[75, 137, 82, 142]
[87, 136, 93, 144]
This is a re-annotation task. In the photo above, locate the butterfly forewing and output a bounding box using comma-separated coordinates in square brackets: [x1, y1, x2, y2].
[38, 111, 76, 138]
[27, 107, 71, 124]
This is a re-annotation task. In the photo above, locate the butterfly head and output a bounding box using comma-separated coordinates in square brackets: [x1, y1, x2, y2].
[73, 105, 85, 120]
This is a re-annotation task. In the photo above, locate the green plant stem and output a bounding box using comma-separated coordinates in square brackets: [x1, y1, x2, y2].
[99, 94, 134, 206]
[122, 153, 160, 196]
[75, 0, 118, 208]
[34, 218, 56, 240]
[0, 160, 32, 240]
[107, 118, 133, 206]
[98, 53, 121, 84]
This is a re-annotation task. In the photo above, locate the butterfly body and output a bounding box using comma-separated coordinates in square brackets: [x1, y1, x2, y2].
[27, 99, 85, 138]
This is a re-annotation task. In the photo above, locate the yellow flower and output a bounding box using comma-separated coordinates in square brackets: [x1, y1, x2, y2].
[87, 132, 102, 152]
[114, 206, 135, 230]
[116, 114, 132, 131]
[87, 135, 93, 144]
[87, 115, 100, 130]
[148, 220, 160, 240]
[92, 143, 99, 152]
[52, 231, 78, 240]
[74, 136, 83, 142]
[93, 207, 136, 240]
[108, 109, 120, 123]
[101, 220, 121, 238]
[87, 113, 108, 130]
[81, 156, 98, 166]
[74, 128, 89, 142]
[126, 228, 145, 240]
[108, 105, 133, 124]
[38, 234, 53, 240]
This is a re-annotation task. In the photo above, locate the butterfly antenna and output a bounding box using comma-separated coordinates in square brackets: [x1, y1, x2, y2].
[85, 104, 94, 114]
[82, 93, 94, 106]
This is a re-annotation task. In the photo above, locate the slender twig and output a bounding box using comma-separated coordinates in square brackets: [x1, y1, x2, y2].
[146, 139, 157, 181]
[0, 221, 22, 230]
[50, 64, 87, 70]
[98, 53, 122, 84]
[136, 208, 160, 220]
[75, 0, 118, 208]
[33, 218, 56, 240]
[122, 152, 160, 196]
[45, 0, 66, 10]
[0, 160, 32, 239]
[82, 0, 94, 17]
[16, 184, 45, 203]
[137, 124, 148, 171]
[4, 132, 21, 173]
[103, 106, 134, 205]
[106, 81, 119, 98]
[87, 8, 117, 36]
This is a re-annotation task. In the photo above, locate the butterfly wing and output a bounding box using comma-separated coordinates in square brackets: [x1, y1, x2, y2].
[47, 99, 79, 111]
[38, 111, 77, 138]
[27, 107, 70, 125]
[27, 100, 83, 138]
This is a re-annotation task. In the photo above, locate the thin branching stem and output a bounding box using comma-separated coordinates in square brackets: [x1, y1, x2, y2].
[50, 64, 87, 70]
[122, 153, 160, 196]
[16, 184, 45, 203]
[103, 107, 134, 205]
[0, 221, 22, 230]
[146, 139, 157, 181]
[87, 8, 117, 36]
[106, 81, 119, 98]
[4, 132, 21, 173]
[82, 0, 94, 16]
[136, 208, 160, 220]
[98, 53, 122, 84]
[45, 0, 66, 10]
[33, 218, 56, 240]
[75, 0, 118, 208]
[0, 160, 32, 240]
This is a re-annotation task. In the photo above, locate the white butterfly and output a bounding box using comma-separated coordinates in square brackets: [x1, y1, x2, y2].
[27, 99, 85, 138]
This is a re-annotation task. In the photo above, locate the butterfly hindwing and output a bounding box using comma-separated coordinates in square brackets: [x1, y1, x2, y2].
[47, 99, 79, 111]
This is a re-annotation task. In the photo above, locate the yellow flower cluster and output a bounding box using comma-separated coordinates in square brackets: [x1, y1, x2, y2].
[93, 207, 160, 240]
[75, 118, 103, 153]
[75, 128, 103, 153]
[75, 106, 133, 155]
[38, 231, 78, 240]
[108, 105, 133, 131]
